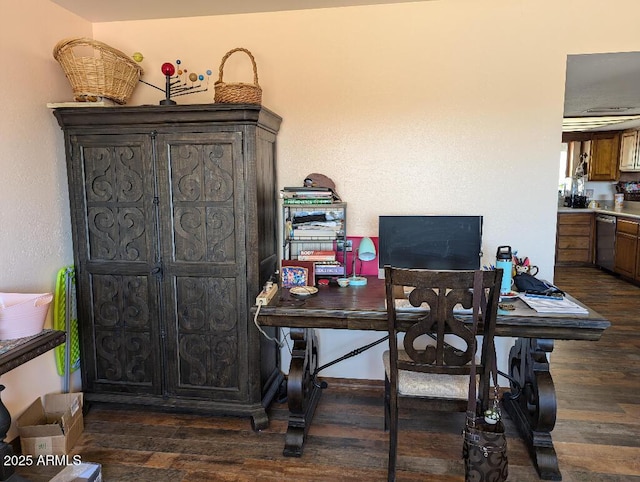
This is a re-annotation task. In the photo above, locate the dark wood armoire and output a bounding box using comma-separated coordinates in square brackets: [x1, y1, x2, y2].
[53, 104, 282, 429]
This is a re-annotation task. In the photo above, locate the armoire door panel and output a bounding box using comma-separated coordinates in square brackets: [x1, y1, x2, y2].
[172, 206, 236, 263]
[168, 276, 245, 398]
[88, 273, 162, 394]
[159, 133, 245, 268]
[78, 139, 156, 264]
[71, 135, 163, 395]
[158, 132, 248, 399]
[86, 206, 147, 261]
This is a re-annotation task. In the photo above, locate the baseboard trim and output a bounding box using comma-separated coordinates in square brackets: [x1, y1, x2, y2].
[318, 377, 384, 391]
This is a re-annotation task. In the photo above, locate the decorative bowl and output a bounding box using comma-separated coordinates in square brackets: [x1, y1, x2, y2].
[337, 278, 350, 287]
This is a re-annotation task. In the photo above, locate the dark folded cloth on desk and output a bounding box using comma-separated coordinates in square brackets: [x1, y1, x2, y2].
[513, 273, 564, 296]
[292, 214, 327, 224]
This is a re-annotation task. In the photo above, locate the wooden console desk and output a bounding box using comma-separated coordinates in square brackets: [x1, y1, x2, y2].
[0, 330, 66, 376]
[254, 278, 610, 481]
[0, 329, 66, 481]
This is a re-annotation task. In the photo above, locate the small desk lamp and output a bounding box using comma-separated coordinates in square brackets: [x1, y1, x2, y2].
[350, 237, 376, 286]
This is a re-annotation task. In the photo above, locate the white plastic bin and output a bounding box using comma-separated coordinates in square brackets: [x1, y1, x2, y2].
[0, 292, 53, 340]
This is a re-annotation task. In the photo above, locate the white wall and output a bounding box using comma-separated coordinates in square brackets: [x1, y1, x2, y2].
[0, 0, 90, 438]
[3, 0, 640, 421]
[585, 181, 617, 202]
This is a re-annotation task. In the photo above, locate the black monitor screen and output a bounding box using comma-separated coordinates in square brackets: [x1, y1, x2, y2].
[378, 215, 483, 271]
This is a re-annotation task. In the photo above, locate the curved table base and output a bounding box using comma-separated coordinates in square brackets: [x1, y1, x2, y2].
[282, 328, 323, 457]
[503, 337, 561, 481]
[279, 331, 566, 479]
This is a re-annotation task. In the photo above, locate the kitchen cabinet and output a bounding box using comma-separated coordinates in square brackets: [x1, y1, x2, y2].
[555, 212, 594, 265]
[53, 104, 282, 429]
[589, 132, 620, 181]
[614, 218, 639, 279]
[619, 130, 640, 172]
[636, 236, 640, 283]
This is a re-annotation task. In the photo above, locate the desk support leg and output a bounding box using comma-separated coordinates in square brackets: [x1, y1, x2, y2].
[283, 328, 322, 457]
[503, 338, 561, 481]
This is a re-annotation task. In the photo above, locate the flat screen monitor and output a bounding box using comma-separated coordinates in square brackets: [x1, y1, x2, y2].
[378, 215, 483, 276]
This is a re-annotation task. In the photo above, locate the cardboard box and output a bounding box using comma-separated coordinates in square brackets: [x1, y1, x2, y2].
[51, 462, 102, 482]
[17, 393, 83, 456]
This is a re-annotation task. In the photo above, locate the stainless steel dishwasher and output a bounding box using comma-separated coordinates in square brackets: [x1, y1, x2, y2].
[595, 214, 616, 271]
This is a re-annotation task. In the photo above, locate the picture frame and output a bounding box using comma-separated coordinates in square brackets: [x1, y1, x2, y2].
[281, 260, 315, 287]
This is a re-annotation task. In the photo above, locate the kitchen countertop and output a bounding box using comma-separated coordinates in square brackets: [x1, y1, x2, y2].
[558, 202, 640, 220]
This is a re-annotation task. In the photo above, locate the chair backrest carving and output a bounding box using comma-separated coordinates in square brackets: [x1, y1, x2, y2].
[384, 266, 502, 380]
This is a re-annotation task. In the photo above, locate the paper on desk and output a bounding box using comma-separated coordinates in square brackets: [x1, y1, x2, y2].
[517, 294, 588, 314]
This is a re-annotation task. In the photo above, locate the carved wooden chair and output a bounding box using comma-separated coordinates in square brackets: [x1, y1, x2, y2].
[382, 266, 503, 481]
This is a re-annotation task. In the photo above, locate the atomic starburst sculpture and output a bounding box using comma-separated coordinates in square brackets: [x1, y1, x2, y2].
[139, 57, 212, 105]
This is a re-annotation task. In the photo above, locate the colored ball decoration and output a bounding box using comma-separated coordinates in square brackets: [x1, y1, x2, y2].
[161, 62, 175, 76]
[142, 58, 211, 105]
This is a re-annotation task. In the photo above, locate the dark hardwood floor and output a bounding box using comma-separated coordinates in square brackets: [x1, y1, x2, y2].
[14, 266, 640, 481]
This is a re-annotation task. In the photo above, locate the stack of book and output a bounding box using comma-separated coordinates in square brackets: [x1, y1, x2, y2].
[281, 187, 340, 205]
[297, 249, 345, 276]
[297, 249, 336, 261]
[314, 262, 345, 277]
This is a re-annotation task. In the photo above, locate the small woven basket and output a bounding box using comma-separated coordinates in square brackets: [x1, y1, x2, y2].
[214, 48, 262, 104]
[53, 37, 144, 104]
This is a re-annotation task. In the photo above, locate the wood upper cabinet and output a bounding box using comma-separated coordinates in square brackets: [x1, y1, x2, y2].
[555, 212, 594, 265]
[619, 130, 639, 171]
[619, 130, 640, 172]
[589, 132, 620, 181]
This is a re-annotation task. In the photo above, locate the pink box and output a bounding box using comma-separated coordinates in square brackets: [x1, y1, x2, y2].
[0, 292, 53, 340]
[339, 236, 379, 277]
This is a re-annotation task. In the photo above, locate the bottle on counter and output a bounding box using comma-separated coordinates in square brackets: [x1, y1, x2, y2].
[496, 246, 513, 295]
[563, 176, 588, 208]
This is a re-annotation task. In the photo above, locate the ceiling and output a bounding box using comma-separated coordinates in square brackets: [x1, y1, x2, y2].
[50, 0, 429, 22]
[564, 52, 640, 132]
[51, 1, 640, 133]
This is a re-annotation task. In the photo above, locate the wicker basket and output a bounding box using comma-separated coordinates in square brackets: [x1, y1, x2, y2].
[53, 37, 144, 104]
[214, 48, 262, 104]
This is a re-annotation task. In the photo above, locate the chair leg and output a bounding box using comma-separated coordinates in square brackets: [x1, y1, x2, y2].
[387, 387, 398, 482]
[384, 374, 390, 431]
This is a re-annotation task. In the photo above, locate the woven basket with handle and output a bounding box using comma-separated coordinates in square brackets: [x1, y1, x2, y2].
[53, 37, 144, 104]
[214, 48, 262, 104]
